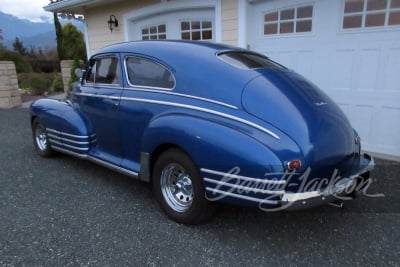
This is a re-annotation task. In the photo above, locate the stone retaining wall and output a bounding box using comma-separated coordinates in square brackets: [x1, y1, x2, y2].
[0, 61, 21, 109]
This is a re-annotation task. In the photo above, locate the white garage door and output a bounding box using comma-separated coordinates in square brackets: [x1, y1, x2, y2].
[247, 0, 400, 157]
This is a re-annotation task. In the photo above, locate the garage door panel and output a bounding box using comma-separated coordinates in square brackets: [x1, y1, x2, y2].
[351, 105, 374, 144]
[332, 49, 355, 90]
[357, 48, 381, 91]
[371, 107, 400, 153]
[384, 48, 400, 91]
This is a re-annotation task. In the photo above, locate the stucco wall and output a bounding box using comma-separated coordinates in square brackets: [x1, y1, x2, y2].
[85, 0, 160, 55]
[221, 0, 238, 46]
[84, 0, 240, 55]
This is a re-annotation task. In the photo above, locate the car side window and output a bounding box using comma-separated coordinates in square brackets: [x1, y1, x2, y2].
[85, 56, 121, 86]
[125, 57, 175, 89]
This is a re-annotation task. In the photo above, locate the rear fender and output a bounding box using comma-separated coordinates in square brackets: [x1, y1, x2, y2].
[142, 114, 285, 182]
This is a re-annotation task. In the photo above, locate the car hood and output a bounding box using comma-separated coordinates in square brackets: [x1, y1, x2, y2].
[242, 68, 357, 173]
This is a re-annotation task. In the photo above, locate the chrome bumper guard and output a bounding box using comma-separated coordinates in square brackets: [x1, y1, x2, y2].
[279, 153, 374, 210]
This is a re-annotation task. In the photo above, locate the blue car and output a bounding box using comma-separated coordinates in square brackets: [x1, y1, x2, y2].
[30, 41, 374, 224]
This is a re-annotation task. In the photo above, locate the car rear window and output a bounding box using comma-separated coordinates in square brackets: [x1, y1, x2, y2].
[218, 52, 285, 70]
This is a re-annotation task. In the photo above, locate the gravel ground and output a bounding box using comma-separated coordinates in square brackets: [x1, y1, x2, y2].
[0, 108, 399, 266]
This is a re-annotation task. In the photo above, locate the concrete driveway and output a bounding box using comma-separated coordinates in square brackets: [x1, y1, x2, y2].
[0, 107, 399, 266]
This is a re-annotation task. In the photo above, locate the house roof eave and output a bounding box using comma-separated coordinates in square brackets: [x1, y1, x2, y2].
[43, 0, 99, 13]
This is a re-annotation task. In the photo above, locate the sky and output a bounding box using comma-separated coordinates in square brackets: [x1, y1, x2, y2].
[0, 0, 53, 23]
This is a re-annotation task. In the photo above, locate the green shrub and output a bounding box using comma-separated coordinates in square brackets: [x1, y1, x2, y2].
[31, 75, 52, 95]
[0, 50, 32, 73]
[52, 73, 64, 92]
[17, 73, 56, 95]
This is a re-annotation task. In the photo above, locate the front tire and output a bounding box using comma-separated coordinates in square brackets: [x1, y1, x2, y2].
[32, 118, 54, 157]
[152, 148, 213, 224]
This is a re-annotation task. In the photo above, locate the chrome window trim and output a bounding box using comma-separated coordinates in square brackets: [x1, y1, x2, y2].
[84, 54, 122, 87]
[124, 56, 176, 90]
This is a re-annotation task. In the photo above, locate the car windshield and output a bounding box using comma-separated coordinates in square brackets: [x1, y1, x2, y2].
[218, 52, 285, 70]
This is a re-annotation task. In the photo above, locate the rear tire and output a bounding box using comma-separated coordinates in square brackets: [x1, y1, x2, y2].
[152, 148, 213, 224]
[32, 118, 54, 157]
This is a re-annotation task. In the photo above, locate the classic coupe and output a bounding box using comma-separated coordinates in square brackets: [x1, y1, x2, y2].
[30, 41, 374, 224]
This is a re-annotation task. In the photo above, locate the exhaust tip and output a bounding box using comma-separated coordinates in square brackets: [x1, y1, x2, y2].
[328, 200, 344, 209]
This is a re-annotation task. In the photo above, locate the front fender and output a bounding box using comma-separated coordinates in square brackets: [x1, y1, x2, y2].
[30, 98, 92, 155]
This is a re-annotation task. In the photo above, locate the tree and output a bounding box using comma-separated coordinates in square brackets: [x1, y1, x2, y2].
[13, 37, 27, 56]
[54, 12, 64, 60]
[0, 28, 3, 41]
[0, 50, 32, 73]
[61, 23, 87, 61]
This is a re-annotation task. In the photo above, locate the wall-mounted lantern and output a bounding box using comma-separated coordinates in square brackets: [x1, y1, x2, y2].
[107, 15, 119, 32]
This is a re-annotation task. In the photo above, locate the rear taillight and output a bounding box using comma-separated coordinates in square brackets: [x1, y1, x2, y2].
[287, 160, 302, 171]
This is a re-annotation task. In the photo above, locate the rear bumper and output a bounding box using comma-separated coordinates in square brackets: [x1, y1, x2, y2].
[279, 153, 374, 210]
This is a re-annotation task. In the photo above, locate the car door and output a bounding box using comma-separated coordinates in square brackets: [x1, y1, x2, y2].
[79, 54, 123, 165]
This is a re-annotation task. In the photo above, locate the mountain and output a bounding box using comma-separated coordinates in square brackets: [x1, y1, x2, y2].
[0, 11, 84, 50]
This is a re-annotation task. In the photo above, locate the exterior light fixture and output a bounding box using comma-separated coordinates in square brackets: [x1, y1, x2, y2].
[107, 15, 119, 32]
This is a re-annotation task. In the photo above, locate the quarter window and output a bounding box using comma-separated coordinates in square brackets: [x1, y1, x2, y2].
[263, 5, 313, 35]
[142, 24, 167, 40]
[181, 20, 213, 40]
[125, 57, 175, 89]
[343, 0, 400, 29]
[85, 56, 121, 85]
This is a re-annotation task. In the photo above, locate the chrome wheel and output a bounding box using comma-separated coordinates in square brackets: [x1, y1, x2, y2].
[32, 118, 54, 157]
[160, 163, 194, 212]
[35, 125, 48, 151]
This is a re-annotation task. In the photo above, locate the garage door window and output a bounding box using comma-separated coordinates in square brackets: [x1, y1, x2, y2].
[142, 24, 167, 40]
[181, 20, 213, 40]
[343, 0, 400, 29]
[263, 5, 313, 35]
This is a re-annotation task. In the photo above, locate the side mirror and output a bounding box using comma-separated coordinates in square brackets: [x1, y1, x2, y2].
[75, 68, 84, 79]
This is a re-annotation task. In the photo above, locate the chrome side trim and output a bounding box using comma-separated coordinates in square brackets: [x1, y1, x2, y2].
[201, 168, 286, 185]
[120, 97, 280, 139]
[48, 133, 90, 145]
[71, 92, 278, 139]
[204, 177, 285, 195]
[71, 88, 237, 110]
[51, 146, 87, 159]
[46, 128, 90, 139]
[206, 187, 279, 205]
[88, 156, 139, 178]
[51, 146, 139, 179]
[125, 88, 238, 109]
[72, 92, 120, 101]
